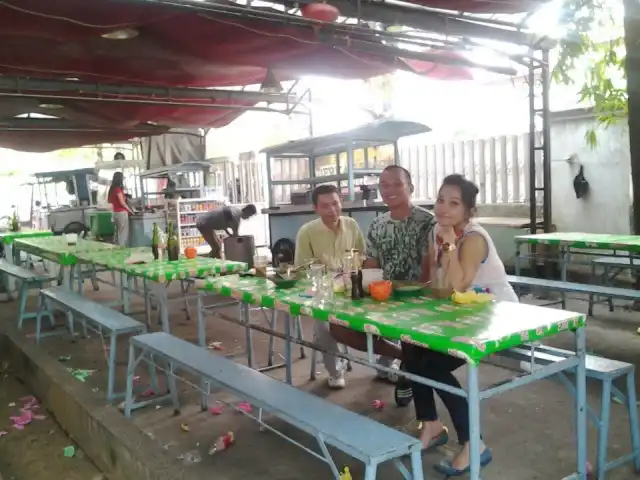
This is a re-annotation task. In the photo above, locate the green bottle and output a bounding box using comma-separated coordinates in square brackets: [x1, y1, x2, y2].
[10, 210, 19, 233]
[151, 223, 159, 260]
[166, 221, 180, 261]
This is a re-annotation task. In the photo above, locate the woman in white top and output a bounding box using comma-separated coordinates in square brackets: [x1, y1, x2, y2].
[405, 174, 517, 477]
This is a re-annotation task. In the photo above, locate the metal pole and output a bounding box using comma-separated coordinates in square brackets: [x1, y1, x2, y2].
[265, 155, 273, 206]
[393, 141, 400, 166]
[347, 141, 355, 201]
[0, 76, 295, 104]
[139, 0, 537, 46]
[541, 49, 552, 234]
[0, 92, 291, 113]
[527, 56, 537, 236]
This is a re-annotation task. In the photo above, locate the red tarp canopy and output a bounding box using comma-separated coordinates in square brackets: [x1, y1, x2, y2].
[0, 0, 528, 151]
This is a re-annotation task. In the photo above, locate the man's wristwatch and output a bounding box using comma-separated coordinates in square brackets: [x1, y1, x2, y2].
[441, 242, 457, 253]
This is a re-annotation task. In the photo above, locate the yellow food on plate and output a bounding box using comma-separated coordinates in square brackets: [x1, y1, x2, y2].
[452, 290, 494, 304]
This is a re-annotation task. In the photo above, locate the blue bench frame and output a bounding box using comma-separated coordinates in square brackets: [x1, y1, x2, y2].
[38, 286, 156, 402]
[590, 256, 640, 314]
[496, 344, 640, 479]
[507, 275, 640, 316]
[0, 259, 54, 329]
[125, 332, 424, 480]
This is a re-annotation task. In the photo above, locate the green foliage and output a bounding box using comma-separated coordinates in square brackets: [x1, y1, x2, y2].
[552, 0, 626, 147]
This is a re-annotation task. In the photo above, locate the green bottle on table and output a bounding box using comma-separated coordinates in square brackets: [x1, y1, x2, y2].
[166, 221, 180, 261]
[10, 209, 20, 233]
[151, 222, 159, 260]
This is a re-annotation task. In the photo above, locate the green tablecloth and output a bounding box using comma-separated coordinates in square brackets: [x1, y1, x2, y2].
[13, 236, 119, 266]
[515, 232, 640, 252]
[202, 275, 586, 364]
[76, 248, 247, 282]
[0, 230, 53, 246]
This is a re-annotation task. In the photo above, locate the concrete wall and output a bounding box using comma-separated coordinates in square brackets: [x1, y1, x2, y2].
[549, 109, 632, 235]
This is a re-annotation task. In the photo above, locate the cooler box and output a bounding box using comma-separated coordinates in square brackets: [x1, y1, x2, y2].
[90, 211, 115, 238]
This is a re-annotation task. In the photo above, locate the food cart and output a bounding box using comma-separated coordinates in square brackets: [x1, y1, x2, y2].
[90, 148, 146, 241]
[32, 167, 101, 235]
[260, 119, 431, 263]
[139, 161, 223, 253]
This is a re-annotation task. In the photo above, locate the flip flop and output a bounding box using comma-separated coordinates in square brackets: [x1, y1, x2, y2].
[423, 427, 449, 453]
[404, 427, 449, 461]
[433, 448, 492, 477]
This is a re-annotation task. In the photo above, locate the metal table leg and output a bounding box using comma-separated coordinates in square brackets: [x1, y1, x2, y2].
[149, 282, 170, 333]
[575, 327, 588, 479]
[467, 364, 482, 480]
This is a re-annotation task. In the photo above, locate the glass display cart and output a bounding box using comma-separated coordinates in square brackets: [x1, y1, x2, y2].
[139, 161, 224, 253]
[260, 119, 431, 262]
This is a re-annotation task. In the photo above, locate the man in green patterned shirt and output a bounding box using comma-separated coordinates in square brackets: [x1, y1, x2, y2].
[365, 165, 435, 404]
[328, 166, 435, 404]
[365, 166, 435, 281]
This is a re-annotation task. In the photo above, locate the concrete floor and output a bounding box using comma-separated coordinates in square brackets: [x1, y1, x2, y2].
[4, 279, 640, 480]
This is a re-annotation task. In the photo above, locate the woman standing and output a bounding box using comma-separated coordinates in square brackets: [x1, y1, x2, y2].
[407, 174, 517, 476]
[108, 172, 134, 246]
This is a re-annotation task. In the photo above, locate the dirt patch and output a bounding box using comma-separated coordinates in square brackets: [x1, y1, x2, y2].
[0, 374, 102, 480]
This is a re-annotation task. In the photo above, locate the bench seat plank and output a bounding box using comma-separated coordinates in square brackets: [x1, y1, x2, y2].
[132, 332, 418, 459]
[593, 257, 640, 267]
[507, 275, 640, 299]
[0, 259, 51, 281]
[41, 286, 142, 332]
[502, 345, 632, 376]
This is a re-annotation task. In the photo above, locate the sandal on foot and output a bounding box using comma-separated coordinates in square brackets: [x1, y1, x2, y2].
[433, 448, 492, 477]
[394, 379, 413, 407]
[394, 362, 413, 407]
[404, 427, 449, 459]
[423, 427, 449, 452]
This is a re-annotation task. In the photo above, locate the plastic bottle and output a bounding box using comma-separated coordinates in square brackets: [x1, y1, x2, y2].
[208, 431, 235, 455]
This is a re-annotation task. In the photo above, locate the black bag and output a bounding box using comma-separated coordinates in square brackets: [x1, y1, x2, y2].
[573, 165, 590, 199]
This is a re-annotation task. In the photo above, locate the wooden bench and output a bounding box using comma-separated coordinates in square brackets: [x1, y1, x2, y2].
[125, 332, 424, 480]
[0, 259, 54, 328]
[39, 287, 153, 401]
[507, 275, 640, 315]
[494, 344, 640, 479]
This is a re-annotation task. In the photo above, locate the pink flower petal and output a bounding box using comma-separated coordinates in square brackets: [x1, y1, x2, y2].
[236, 402, 252, 413]
[33, 415, 46, 420]
[12, 424, 24, 430]
[140, 388, 155, 398]
[209, 405, 224, 415]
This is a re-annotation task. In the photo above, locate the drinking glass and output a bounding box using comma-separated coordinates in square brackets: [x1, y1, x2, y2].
[303, 257, 317, 279]
[310, 263, 325, 289]
[253, 255, 269, 277]
[431, 267, 453, 299]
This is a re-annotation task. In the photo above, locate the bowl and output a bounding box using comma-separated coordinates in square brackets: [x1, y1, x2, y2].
[370, 280, 392, 301]
[268, 275, 298, 289]
[65, 233, 78, 245]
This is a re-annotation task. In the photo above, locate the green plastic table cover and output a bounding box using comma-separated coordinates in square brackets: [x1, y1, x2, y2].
[76, 247, 247, 282]
[0, 230, 53, 245]
[515, 232, 640, 252]
[202, 275, 587, 364]
[13, 236, 119, 265]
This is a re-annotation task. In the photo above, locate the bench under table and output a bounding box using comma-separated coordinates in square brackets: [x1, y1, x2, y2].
[125, 332, 424, 480]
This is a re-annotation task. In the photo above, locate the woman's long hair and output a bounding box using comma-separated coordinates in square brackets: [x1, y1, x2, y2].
[108, 171, 124, 198]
